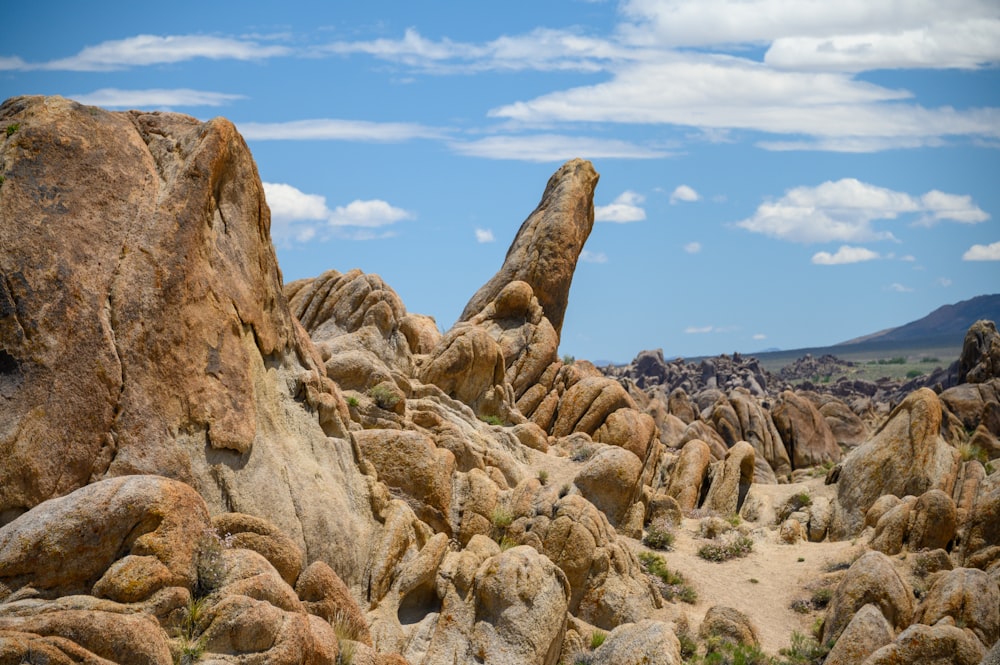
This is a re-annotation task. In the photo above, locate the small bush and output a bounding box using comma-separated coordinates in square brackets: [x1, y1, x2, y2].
[5, 123, 19, 137]
[698, 534, 754, 562]
[480, 414, 503, 426]
[562, 354, 576, 365]
[905, 369, 924, 379]
[491, 506, 514, 530]
[590, 630, 606, 650]
[958, 443, 988, 463]
[810, 588, 832, 609]
[367, 383, 400, 410]
[790, 599, 812, 614]
[571, 445, 595, 462]
[638, 551, 697, 604]
[642, 519, 675, 550]
[537, 469, 549, 485]
[346, 395, 359, 407]
[920, 356, 940, 363]
[701, 639, 773, 665]
[775, 631, 832, 665]
[194, 528, 232, 598]
[559, 483, 572, 498]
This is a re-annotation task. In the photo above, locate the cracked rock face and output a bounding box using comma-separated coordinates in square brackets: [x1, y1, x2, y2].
[0, 96, 373, 580]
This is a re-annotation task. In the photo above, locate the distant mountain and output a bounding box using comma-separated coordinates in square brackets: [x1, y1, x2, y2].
[839, 294, 1000, 346]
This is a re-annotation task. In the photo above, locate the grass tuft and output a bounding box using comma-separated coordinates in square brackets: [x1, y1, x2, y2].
[698, 534, 754, 562]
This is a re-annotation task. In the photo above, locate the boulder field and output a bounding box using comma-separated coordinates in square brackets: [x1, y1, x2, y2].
[1, 96, 999, 664]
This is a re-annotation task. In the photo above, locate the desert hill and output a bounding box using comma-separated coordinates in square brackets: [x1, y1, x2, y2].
[840, 294, 1000, 347]
[1, 96, 999, 665]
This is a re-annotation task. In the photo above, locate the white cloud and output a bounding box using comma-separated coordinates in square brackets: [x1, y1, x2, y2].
[13, 34, 290, 71]
[685, 325, 715, 334]
[475, 228, 495, 243]
[684, 242, 702, 254]
[736, 178, 988, 244]
[71, 88, 245, 108]
[448, 134, 668, 162]
[263, 182, 413, 244]
[670, 185, 700, 204]
[239, 119, 443, 142]
[488, 53, 1000, 151]
[580, 250, 609, 263]
[321, 27, 631, 74]
[888, 283, 914, 292]
[617, 0, 1000, 69]
[963, 241, 1000, 261]
[752, 333, 767, 340]
[329, 200, 413, 228]
[938, 277, 953, 286]
[918, 190, 991, 225]
[811, 245, 880, 265]
[595, 191, 646, 223]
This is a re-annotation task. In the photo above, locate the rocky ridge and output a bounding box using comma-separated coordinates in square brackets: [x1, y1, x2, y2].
[1, 96, 999, 664]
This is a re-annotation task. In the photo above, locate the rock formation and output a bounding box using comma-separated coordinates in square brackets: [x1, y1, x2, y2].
[2, 94, 1000, 664]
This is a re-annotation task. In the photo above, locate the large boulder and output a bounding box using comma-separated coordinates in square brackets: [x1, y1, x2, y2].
[860, 622, 985, 665]
[702, 441, 755, 516]
[823, 603, 894, 665]
[959, 319, 1000, 384]
[0, 475, 208, 600]
[772, 390, 842, 469]
[822, 551, 914, 645]
[459, 159, 599, 338]
[588, 620, 682, 665]
[0, 95, 375, 580]
[917, 567, 999, 647]
[574, 446, 644, 527]
[831, 388, 960, 539]
[665, 439, 713, 511]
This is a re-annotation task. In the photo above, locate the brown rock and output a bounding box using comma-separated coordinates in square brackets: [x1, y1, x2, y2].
[574, 447, 643, 528]
[665, 439, 713, 512]
[0, 475, 208, 600]
[818, 397, 870, 448]
[593, 408, 658, 461]
[552, 377, 637, 438]
[0, 610, 172, 665]
[917, 567, 999, 647]
[861, 622, 985, 665]
[419, 324, 512, 418]
[908, 489, 957, 551]
[698, 605, 760, 647]
[459, 159, 599, 338]
[961, 471, 1000, 569]
[354, 430, 455, 534]
[296, 561, 372, 646]
[461, 280, 559, 399]
[0, 95, 377, 583]
[772, 390, 842, 469]
[213, 513, 305, 588]
[822, 551, 914, 644]
[823, 603, 894, 665]
[832, 388, 960, 539]
[470, 546, 570, 665]
[589, 619, 682, 665]
[703, 441, 755, 516]
[959, 319, 1000, 384]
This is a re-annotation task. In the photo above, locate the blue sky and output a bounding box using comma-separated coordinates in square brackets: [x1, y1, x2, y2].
[3, 1, 998, 362]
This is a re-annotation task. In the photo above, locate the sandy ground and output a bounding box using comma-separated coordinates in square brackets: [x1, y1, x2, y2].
[531, 445, 866, 656]
[644, 512, 863, 655]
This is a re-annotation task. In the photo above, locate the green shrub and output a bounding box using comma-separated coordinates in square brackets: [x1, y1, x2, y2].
[559, 483, 572, 498]
[480, 414, 503, 426]
[537, 469, 549, 485]
[905, 369, 924, 379]
[701, 638, 773, 665]
[346, 395, 359, 407]
[810, 588, 832, 609]
[367, 383, 400, 410]
[590, 630, 606, 649]
[790, 599, 812, 614]
[562, 354, 576, 365]
[920, 356, 940, 363]
[5, 123, 19, 137]
[698, 535, 754, 562]
[643, 519, 675, 550]
[958, 443, 988, 463]
[638, 551, 697, 604]
[571, 445, 595, 462]
[775, 632, 833, 665]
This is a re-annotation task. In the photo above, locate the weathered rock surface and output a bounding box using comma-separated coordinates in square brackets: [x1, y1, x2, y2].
[772, 390, 842, 469]
[917, 567, 999, 647]
[822, 551, 914, 644]
[959, 319, 1000, 384]
[0, 96, 375, 582]
[831, 388, 960, 539]
[860, 621, 985, 665]
[459, 159, 598, 338]
[823, 603, 894, 665]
